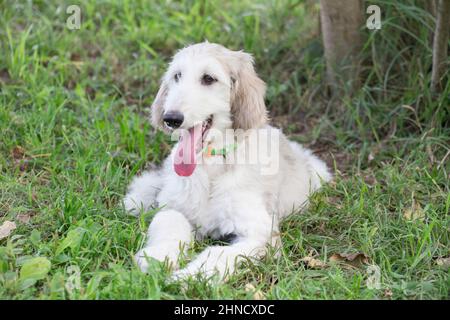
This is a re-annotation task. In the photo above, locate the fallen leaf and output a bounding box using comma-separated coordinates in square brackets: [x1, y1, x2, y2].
[11, 146, 30, 171]
[70, 52, 81, 61]
[11, 146, 25, 160]
[0, 221, 17, 240]
[19, 257, 51, 289]
[253, 290, 265, 300]
[368, 144, 382, 163]
[72, 61, 84, 69]
[245, 283, 256, 291]
[329, 252, 369, 269]
[0, 68, 11, 83]
[244, 283, 266, 300]
[384, 288, 393, 298]
[403, 201, 425, 221]
[300, 256, 327, 269]
[436, 257, 450, 268]
[16, 213, 31, 224]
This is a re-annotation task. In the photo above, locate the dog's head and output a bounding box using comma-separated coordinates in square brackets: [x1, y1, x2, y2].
[150, 42, 268, 176]
[151, 42, 267, 133]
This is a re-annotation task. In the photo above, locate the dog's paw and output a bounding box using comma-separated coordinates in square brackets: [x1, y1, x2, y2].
[123, 193, 144, 216]
[134, 246, 178, 273]
[170, 266, 222, 284]
[170, 247, 230, 282]
[170, 269, 203, 283]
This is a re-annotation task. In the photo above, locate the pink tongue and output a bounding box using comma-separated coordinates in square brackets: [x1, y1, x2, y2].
[174, 124, 202, 177]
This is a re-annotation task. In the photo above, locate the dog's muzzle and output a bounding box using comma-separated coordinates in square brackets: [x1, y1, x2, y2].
[163, 111, 184, 129]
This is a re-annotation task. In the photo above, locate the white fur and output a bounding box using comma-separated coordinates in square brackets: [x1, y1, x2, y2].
[124, 42, 332, 281]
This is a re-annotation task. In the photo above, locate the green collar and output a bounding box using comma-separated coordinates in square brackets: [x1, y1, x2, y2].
[203, 143, 237, 157]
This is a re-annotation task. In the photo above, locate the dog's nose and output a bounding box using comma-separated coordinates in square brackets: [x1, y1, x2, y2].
[163, 111, 184, 129]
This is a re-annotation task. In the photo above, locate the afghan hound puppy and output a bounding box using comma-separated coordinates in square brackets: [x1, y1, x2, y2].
[124, 42, 331, 281]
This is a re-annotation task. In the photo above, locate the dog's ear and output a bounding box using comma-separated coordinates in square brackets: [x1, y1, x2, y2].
[150, 79, 168, 131]
[230, 51, 267, 130]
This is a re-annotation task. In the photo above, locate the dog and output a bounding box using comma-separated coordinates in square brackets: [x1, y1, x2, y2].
[124, 42, 331, 281]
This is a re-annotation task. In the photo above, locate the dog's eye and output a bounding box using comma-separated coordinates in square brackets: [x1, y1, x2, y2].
[174, 72, 181, 82]
[201, 74, 217, 86]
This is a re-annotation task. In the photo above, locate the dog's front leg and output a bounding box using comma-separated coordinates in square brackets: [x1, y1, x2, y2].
[172, 238, 268, 281]
[135, 209, 193, 272]
[172, 192, 275, 281]
[123, 170, 162, 216]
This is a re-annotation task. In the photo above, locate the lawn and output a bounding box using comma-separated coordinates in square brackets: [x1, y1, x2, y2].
[0, 0, 448, 299]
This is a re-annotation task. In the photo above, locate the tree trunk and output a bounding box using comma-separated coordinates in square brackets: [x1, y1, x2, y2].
[430, 0, 450, 93]
[320, 0, 363, 94]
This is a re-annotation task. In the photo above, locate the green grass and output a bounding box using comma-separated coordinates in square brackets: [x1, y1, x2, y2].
[0, 0, 448, 299]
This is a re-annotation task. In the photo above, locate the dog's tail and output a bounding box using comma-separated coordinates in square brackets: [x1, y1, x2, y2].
[289, 141, 332, 190]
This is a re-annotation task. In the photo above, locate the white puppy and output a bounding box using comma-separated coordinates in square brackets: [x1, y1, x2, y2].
[124, 42, 331, 281]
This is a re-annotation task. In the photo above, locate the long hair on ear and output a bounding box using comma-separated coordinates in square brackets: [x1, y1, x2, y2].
[229, 51, 268, 130]
[150, 78, 168, 132]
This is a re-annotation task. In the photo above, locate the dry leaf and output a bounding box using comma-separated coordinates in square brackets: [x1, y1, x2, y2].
[368, 144, 381, 163]
[72, 61, 84, 69]
[0, 68, 11, 83]
[403, 201, 425, 221]
[384, 289, 393, 298]
[244, 283, 256, 292]
[11, 146, 30, 171]
[16, 213, 31, 224]
[0, 221, 17, 240]
[436, 257, 450, 268]
[329, 252, 369, 268]
[253, 290, 265, 300]
[300, 256, 327, 269]
[11, 146, 25, 160]
[244, 283, 266, 300]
